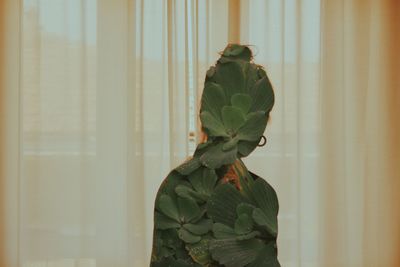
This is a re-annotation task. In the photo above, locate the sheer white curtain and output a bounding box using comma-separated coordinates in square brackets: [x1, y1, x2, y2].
[8, 0, 230, 266]
[1, 0, 400, 267]
[319, 0, 400, 266]
[240, 1, 321, 266]
[240, 0, 400, 267]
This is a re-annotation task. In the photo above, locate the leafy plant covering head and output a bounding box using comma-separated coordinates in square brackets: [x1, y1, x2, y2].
[150, 44, 279, 267]
[198, 44, 274, 168]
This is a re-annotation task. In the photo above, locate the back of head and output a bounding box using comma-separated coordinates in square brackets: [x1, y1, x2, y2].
[199, 44, 275, 163]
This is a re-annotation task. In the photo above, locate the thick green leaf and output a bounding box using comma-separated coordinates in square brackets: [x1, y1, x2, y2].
[187, 168, 203, 188]
[186, 237, 212, 265]
[187, 168, 218, 200]
[200, 111, 229, 137]
[178, 197, 201, 223]
[252, 208, 277, 237]
[243, 63, 260, 92]
[212, 223, 236, 239]
[175, 185, 208, 202]
[151, 229, 184, 261]
[207, 183, 247, 227]
[196, 140, 212, 150]
[156, 172, 185, 201]
[183, 219, 213, 235]
[175, 185, 194, 200]
[201, 169, 218, 195]
[151, 257, 200, 267]
[234, 214, 253, 235]
[201, 82, 227, 120]
[250, 178, 279, 237]
[233, 162, 257, 205]
[218, 56, 233, 64]
[231, 94, 252, 114]
[249, 76, 274, 113]
[174, 249, 191, 261]
[159, 247, 175, 259]
[214, 62, 245, 100]
[247, 241, 280, 267]
[223, 44, 245, 56]
[178, 228, 201, 244]
[191, 204, 207, 223]
[237, 46, 253, 61]
[222, 136, 240, 151]
[155, 212, 181, 230]
[237, 140, 259, 157]
[236, 231, 260, 241]
[257, 67, 267, 78]
[175, 157, 201, 175]
[199, 142, 237, 169]
[152, 230, 164, 261]
[209, 238, 265, 267]
[236, 203, 255, 218]
[222, 44, 252, 61]
[222, 106, 246, 133]
[158, 194, 180, 222]
[206, 66, 216, 78]
[251, 178, 279, 215]
[161, 228, 182, 249]
[237, 111, 267, 141]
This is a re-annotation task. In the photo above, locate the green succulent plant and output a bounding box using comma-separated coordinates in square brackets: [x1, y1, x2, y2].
[150, 44, 280, 267]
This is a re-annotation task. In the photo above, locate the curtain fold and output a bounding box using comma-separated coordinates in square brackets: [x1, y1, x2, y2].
[320, 0, 400, 266]
[1, 0, 399, 266]
[386, 2, 400, 263]
[0, 0, 21, 266]
[239, 0, 400, 266]
[240, 0, 321, 266]
[5, 0, 229, 266]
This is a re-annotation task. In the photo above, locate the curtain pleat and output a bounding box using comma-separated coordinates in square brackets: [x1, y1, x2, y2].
[320, 0, 400, 266]
[386, 2, 400, 263]
[0, 1, 21, 266]
[0, 1, 242, 266]
[240, 0, 321, 266]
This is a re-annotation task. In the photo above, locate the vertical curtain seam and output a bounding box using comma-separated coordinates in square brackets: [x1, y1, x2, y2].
[341, 0, 349, 262]
[17, 0, 23, 265]
[193, 0, 198, 149]
[280, 0, 286, 205]
[360, 3, 370, 252]
[126, 0, 145, 263]
[167, 0, 174, 167]
[196, 0, 202, 142]
[184, 0, 189, 157]
[139, 0, 144, 170]
[78, 0, 90, 255]
[362, 0, 374, 262]
[206, 0, 209, 65]
[139, 0, 147, 258]
[195, 0, 201, 145]
[279, 3, 289, 264]
[35, 0, 42, 153]
[228, 0, 240, 43]
[295, 0, 302, 264]
[125, 0, 131, 263]
[317, 0, 323, 265]
[80, 0, 89, 153]
[17, 0, 23, 264]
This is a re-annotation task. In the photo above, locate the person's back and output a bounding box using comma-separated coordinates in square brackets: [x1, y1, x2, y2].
[150, 44, 280, 267]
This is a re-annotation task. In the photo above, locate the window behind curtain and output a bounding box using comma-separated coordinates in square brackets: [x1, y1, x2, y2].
[20, 0, 230, 266]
